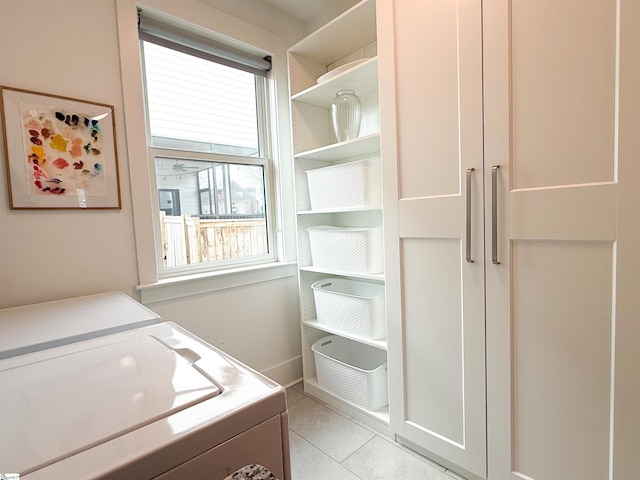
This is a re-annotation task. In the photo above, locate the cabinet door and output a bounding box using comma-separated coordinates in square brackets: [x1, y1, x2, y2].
[484, 0, 638, 479]
[379, 1, 486, 478]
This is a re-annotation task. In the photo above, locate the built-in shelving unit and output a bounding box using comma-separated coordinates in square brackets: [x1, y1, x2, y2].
[288, 0, 388, 434]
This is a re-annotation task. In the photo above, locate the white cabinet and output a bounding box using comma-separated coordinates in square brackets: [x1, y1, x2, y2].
[288, 0, 389, 433]
[378, 0, 640, 479]
[378, 1, 486, 477]
[484, 1, 639, 479]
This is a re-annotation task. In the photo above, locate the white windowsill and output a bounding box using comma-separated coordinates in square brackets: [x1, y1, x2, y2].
[135, 261, 298, 305]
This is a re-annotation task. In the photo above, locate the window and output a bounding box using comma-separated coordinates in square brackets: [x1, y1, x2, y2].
[139, 14, 275, 275]
[196, 163, 265, 218]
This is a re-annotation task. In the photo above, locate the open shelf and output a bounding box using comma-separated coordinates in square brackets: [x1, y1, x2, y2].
[298, 206, 382, 215]
[302, 318, 387, 350]
[291, 57, 378, 108]
[294, 133, 380, 161]
[288, 0, 377, 63]
[299, 266, 384, 282]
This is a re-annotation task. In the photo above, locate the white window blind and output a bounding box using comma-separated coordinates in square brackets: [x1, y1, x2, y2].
[138, 11, 271, 76]
[143, 41, 260, 156]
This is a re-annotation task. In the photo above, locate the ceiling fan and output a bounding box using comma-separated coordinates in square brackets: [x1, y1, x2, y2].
[172, 161, 200, 172]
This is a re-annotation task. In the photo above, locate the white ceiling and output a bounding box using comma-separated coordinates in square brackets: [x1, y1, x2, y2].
[198, 0, 360, 43]
[256, 0, 358, 25]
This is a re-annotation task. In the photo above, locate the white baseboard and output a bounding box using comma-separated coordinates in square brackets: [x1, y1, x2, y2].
[261, 355, 303, 386]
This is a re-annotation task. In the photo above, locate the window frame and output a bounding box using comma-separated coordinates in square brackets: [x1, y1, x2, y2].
[140, 39, 278, 279]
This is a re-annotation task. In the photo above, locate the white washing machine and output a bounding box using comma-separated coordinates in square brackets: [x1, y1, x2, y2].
[0, 292, 291, 480]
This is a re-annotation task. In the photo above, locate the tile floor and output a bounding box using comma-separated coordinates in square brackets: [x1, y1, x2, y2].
[285, 383, 467, 480]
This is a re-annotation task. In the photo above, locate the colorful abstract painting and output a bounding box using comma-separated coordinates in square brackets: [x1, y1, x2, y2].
[1, 86, 120, 209]
[20, 103, 109, 196]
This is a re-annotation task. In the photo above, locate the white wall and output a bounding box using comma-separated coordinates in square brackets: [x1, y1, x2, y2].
[146, 275, 302, 384]
[0, 0, 139, 306]
[0, 0, 302, 385]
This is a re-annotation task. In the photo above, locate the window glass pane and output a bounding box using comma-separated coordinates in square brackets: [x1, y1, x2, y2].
[158, 189, 180, 216]
[215, 164, 228, 215]
[144, 41, 259, 156]
[198, 169, 209, 190]
[155, 157, 268, 268]
[200, 190, 211, 215]
[228, 164, 266, 216]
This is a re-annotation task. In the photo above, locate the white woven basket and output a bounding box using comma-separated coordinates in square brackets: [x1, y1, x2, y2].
[306, 159, 381, 210]
[312, 278, 386, 339]
[307, 225, 383, 274]
[312, 335, 388, 411]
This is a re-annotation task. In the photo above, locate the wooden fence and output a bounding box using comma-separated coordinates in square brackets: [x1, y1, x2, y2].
[160, 213, 268, 267]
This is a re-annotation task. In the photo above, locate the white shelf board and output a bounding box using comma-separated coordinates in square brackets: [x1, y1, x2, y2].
[291, 58, 378, 108]
[295, 133, 380, 161]
[300, 266, 384, 282]
[288, 0, 377, 64]
[303, 377, 390, 434]
[303, 318, 387, 350]
[298, 206, 382, 215]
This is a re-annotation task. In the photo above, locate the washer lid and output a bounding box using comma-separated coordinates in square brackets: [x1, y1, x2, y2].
[0, 292, 161, 359]
[0, 335, 220, 475]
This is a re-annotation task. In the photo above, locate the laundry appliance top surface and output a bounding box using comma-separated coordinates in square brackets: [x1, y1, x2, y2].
[0, 293, 286, 480]
[0, 333, 221, 476]
[0, 292, 161, 359]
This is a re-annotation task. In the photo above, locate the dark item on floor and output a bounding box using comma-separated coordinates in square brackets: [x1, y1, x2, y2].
[224, 463, 279, 480]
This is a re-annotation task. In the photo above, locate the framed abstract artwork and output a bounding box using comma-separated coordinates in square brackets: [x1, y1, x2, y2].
[0, 86, 121, 209]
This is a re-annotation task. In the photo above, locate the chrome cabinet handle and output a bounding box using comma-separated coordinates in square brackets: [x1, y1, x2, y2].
[466, 168, 474, 263]
[491, 165, 500, 265]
